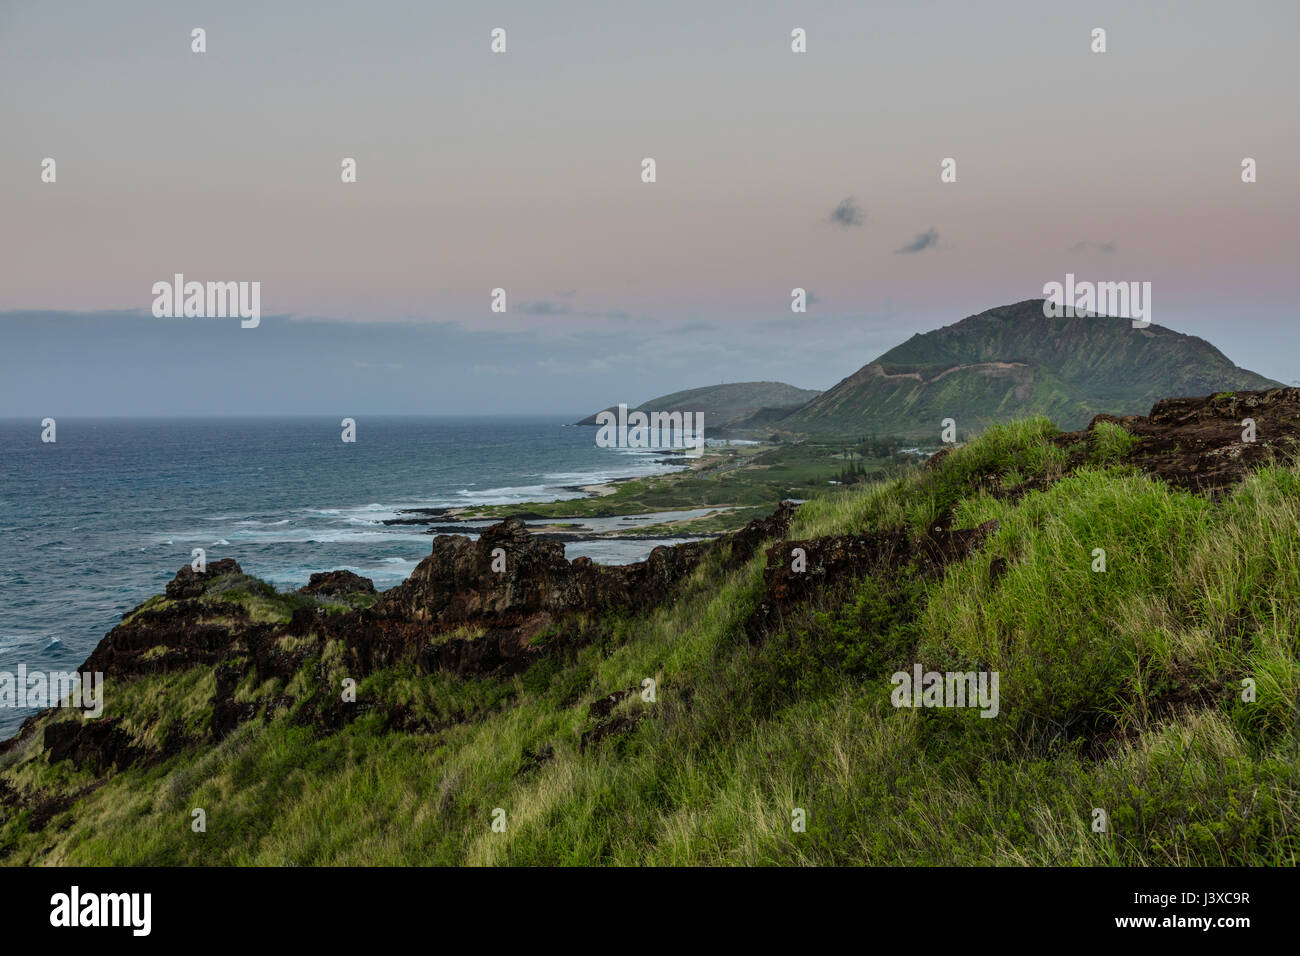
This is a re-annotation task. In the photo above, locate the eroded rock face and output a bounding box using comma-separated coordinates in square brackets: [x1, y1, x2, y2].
[43, 719, 141, 774]
[379, 518, 573, 621]
[378, 504, 797, 626]
[165, 558, 243, 599]
[1084, 386, 1300, 494]
[297, 570, 376, 598]
[930, 387, 1300, 498]
[745, 520, 1000, 639]
[82, 600, 256, 678]
[32, 504, 797, 757]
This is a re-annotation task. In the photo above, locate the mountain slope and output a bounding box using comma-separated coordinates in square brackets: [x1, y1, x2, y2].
[575, 381, 821, 429]
[776, 299, 1279, 438]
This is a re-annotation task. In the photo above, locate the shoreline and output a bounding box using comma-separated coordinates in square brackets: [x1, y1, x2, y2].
[379, 450, 736, 549]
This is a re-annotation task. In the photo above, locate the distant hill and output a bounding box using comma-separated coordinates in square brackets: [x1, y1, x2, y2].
[773, 299, 1280, 438]
[574, 381, 822, 430]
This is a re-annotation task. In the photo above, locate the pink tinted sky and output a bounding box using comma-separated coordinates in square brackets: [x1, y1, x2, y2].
[2, 0, 1297, 401]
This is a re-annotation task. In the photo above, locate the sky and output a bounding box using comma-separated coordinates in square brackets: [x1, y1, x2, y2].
[1, 0, 1297, 415]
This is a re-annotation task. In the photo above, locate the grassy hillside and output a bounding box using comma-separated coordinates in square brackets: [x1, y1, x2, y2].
[2, 411, 1298, 865]
[777, 300, 1280, 438]
[778, 359, 1087, 441]
[575, 381, 822, 429]
[878, 300, 1278, 401]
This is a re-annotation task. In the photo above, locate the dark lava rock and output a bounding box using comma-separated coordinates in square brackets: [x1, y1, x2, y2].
[589, 685, 638, 720]
[16, 507, 806, 760]
[297, 569, 376, 598]
[580, 715, 642, 752]
[745, 520, 999, 641]
[165, 558, 243, 599]
[989, 556, 1009, 586]
[82, 600, 252, 677]
[379, 503, 796, 626]
[1080, 386, 1300, 495]
[43, 718, 141, 774]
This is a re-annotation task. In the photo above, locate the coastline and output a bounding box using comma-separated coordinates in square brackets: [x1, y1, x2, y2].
[379, 452, 736, 554]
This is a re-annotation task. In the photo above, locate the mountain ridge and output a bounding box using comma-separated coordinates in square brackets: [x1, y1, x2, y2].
[773, 299, 1280, 438]
[573, 381, 822, 429]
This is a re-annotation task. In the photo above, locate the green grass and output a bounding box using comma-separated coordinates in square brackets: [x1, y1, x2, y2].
[3, 418, 1297, 865]
[1090, 419, 1141, 464]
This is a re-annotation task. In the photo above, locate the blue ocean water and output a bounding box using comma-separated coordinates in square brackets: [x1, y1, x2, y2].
[0, 417, 684, 736]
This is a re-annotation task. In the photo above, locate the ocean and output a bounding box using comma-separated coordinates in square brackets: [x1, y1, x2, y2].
[0, 416, 687, 736]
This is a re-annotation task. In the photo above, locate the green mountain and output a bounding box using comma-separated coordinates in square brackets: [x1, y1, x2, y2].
[774, 299, 1280, 438]
[575, 381, 821, 430]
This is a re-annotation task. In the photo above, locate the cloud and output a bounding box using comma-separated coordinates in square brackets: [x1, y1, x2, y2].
[669, 321, 719, 334]
[471, 363, 518, 376]
[538, 356, 620, 375]
[758, 314, 834, 331]
[895, 227, 939, 254]
[1068, 240, 1116, 254]
[828, 197, 865, 228]
[578, 309, 640, 322]
[757, 299, 897, 333]
[518, 300, 570, 315]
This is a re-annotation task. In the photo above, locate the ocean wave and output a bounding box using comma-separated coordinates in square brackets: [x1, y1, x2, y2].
[234, 528, 432, 545]
[158, 524, 431, 546]
[345, 514, 398, 525]
[452, 483, 573, 506]
[307, 505, 402, 523]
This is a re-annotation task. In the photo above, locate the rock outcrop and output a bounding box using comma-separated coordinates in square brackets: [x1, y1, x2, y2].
[745, 520, 1000, 640]
[297, 570, 376, 598]
[379, 503, 796, 625]
[1083, 386, 1300, 494]
[165, 558, 243, 599]
[24, 502, 796, 757]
